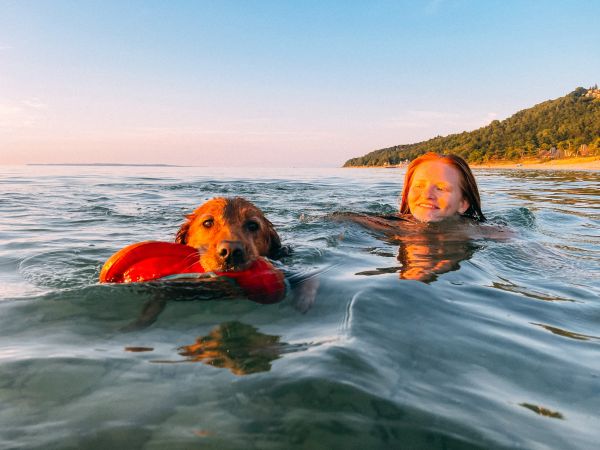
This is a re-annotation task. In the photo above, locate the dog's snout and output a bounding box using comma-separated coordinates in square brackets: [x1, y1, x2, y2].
[217, 241, 246, 266]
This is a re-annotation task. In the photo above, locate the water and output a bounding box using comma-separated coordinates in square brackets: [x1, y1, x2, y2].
[0, 165, 598, 449]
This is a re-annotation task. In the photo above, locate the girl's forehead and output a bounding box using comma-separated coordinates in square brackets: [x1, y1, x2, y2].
[412, 160, 461, 181]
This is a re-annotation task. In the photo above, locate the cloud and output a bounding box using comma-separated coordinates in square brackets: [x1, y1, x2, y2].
[0, 98, 47, 129]
[22, 98, 47, 110]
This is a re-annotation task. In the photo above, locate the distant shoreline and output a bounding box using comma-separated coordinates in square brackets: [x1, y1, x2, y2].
[344, 156, 600, 171]
[26, 163, 184, 167]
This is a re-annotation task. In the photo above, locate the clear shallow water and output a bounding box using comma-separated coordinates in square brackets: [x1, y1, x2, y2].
[0, 165, 598, 449]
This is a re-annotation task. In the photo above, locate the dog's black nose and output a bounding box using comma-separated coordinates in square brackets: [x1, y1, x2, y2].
[217, 241, 246, 266]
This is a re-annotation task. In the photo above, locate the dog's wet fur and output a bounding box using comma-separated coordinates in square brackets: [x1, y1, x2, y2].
[175, 197, 283, 272]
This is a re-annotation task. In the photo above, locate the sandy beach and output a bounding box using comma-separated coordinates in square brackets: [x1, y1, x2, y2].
[346, 156, 600, 171]
[470, 156, 600, 171]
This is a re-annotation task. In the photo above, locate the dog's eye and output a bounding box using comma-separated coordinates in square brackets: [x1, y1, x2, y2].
[245, 221, 260, 232]
[202, 219, 214, 228]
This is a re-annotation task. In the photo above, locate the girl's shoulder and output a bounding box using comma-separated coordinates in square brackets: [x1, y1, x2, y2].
[329, 212, 418, 234]
[470, 222, 515, 240]
[331, 211, 515, 240]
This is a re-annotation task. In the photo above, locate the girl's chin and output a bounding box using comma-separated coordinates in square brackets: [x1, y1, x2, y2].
[412, 210, 458, 223]
[416, 216, 443, 223]
[412, 211, 443, 223]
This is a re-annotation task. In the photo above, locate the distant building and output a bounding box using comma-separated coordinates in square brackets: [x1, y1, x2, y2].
[585, 87, 600, 99]
[549, 147, 560, 158]
[539, 147, 563, 159]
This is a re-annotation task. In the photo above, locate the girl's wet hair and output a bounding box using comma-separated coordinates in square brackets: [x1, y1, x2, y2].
[399, 152, 486, 222]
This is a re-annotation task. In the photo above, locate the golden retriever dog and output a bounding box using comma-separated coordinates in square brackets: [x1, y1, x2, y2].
[121, 197, 284, 331]
[175, 197, 283, 272]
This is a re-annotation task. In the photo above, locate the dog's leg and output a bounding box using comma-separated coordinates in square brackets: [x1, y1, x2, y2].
[120, 293, 167, 332]
[292, 276, 319, 313]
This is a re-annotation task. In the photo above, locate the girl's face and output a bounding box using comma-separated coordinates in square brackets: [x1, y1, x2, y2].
[407, 160, 469, 222]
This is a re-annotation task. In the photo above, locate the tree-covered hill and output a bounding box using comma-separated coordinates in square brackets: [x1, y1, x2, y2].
[343, 87, 600, 167]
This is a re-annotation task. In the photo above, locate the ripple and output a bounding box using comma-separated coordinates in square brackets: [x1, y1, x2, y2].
[18, 250, 100, 289]
[1, 166, 599, 449]
[531, 322, 600, 341]
[519, 403, 564, 419]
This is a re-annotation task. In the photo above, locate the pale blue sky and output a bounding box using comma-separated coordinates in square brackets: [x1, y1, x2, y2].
[1, 0, 598, 166]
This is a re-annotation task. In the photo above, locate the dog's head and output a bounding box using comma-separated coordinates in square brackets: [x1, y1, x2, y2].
[175, 197, 282, 272]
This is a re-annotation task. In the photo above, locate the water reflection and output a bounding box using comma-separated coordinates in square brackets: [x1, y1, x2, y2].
[394, 237, 479, 282]
[151, 322, 325, 374]
[519, 403, 564, 419]
[500, 170, 600, 209]
[124, 346, 154, 352]
[177, 321, 283, 375]
[491, 279, 576, 302]
[335, 213, 483, 283]
[148, 321, 316, 375]
[531, 323, 599, 341]
[356, 239, 478, 283]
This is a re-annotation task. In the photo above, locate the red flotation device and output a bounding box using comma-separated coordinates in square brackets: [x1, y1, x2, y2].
[99, 241, 286, 304]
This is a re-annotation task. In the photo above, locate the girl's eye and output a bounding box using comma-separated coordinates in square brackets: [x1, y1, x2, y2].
[413, 182, 425, 189]
[436, 185, 448, 192]
[202, 219, 214, 228]
[246, 221, 260, 232]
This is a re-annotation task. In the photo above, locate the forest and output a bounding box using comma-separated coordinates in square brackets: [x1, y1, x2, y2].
[343, 87, 600, 167]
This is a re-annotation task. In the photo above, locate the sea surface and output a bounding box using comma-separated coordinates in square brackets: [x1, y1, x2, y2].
[0, 165, 598, 449]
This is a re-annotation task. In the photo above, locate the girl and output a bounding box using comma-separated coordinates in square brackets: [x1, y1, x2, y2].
[332, 152, 497, 282]
[399, 152, 485, 223]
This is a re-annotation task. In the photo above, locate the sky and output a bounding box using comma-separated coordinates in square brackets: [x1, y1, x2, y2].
[1, 0, 599, 167]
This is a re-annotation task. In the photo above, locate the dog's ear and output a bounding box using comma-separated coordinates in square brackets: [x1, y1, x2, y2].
[265, 220, 286, 259]
[175, 214, 193, 244]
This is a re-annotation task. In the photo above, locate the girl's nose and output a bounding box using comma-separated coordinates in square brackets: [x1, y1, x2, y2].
[424, 184, 436, 198]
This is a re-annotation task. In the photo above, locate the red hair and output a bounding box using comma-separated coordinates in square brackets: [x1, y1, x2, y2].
[399, 152, 485, 221]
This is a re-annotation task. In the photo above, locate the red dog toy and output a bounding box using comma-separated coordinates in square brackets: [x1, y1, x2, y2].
[99, 241, 286, 304]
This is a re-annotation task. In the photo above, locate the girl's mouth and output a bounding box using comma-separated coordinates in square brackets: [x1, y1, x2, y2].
[417, 203, 439, 210]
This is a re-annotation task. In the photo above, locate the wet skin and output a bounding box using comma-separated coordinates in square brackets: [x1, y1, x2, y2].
[407, 160, 469, 223]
